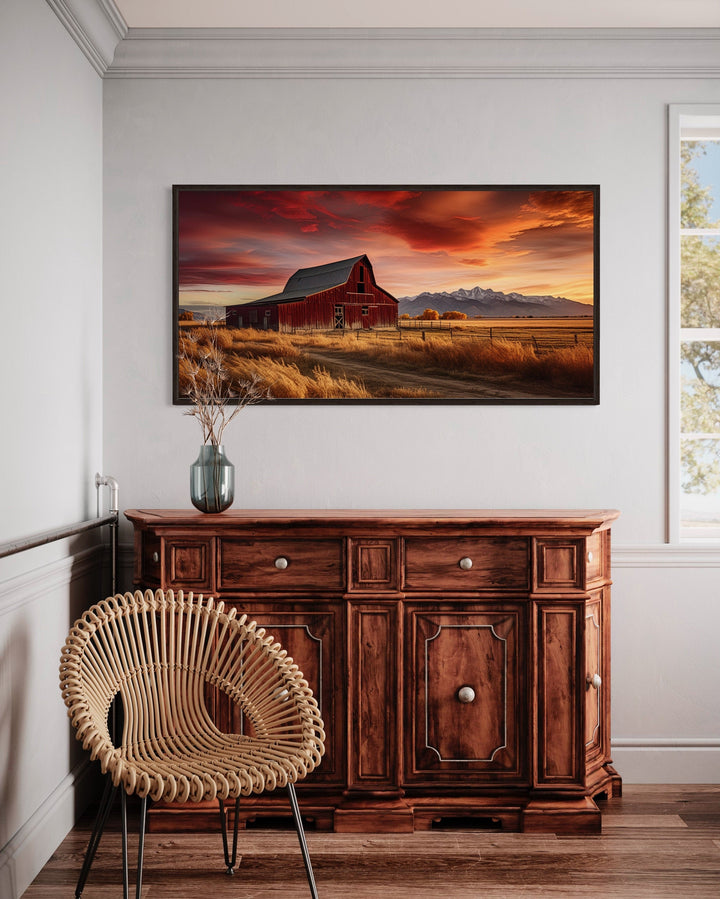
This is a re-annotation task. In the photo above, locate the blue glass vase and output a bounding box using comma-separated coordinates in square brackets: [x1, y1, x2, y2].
[190, 445, 235, 513]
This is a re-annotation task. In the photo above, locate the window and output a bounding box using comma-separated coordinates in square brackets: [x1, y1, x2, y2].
[670, 107, 720, 540]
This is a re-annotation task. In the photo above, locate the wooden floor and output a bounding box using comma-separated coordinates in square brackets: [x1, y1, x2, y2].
[23, 786, 720, 898]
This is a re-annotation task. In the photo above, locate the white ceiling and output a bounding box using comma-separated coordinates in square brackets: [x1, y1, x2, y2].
[113, 0, 720, 30]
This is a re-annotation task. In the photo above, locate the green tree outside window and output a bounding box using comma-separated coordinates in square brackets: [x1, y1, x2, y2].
[680, 141, 720, 500]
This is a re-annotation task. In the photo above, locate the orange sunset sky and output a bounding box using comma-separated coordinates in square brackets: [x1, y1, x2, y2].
[176, 187, 596, 308]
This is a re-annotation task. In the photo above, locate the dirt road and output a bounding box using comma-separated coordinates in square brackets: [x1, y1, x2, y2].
[302, 348, 581, 400]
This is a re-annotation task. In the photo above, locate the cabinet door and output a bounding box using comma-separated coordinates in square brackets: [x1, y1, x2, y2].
[217, 601, 344, 787]
[584, 591, 606, 768]
[405, 604, 526, 784]
[347, 602, 400, 791]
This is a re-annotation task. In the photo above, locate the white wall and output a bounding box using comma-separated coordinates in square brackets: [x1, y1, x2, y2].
[102, 32, 720, 788]
[104, 74, 666, 536]
[0, 1, 105, 895]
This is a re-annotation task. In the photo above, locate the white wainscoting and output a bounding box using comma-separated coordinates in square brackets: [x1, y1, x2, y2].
[611, 546, 720, 783]
[0, 545, 104, 899]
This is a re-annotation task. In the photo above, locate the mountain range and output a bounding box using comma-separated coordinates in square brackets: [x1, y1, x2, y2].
[397, 286, 592, 319]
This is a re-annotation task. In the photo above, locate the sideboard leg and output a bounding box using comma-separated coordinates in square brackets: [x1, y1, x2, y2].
[522, 796, 601, 835]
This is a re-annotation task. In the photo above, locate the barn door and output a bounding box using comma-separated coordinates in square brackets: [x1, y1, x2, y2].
[334, 305, 345, 329]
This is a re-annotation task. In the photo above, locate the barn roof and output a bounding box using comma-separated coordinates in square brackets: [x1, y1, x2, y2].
[243, 255, 370, 306]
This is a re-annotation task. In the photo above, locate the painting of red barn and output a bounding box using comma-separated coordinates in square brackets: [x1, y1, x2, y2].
[173, 185, 599, 404]
[225, 255, 398, 332]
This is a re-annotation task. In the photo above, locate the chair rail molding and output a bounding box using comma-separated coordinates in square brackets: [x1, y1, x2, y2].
[106, 27, 720, 79]
[612, 544, 720, 568]
[45, 0, 127, 75]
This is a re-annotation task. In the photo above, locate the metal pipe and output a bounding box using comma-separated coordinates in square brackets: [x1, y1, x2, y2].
[0, 514, 118, 560]
[95, 473, 120, 595]
[109, 516, 119, 596]
[95, 473, 119, 514]
[0, 475, 120, 590]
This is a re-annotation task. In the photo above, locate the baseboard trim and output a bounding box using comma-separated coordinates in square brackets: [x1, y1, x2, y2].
[614, 737, 720, 749]
[0, 759, 98, 899]
[611, 742, 720, 785]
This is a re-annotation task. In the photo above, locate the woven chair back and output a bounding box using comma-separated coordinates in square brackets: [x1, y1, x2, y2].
[60, 589, 325, 803]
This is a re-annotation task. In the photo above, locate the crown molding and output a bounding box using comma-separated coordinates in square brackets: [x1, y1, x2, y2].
[106, 26, 720, 79]
[46, 0, 127, 76]
[118, 26, 720, 42]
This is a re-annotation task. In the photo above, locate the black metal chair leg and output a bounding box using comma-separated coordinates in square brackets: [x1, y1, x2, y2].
[119, 789, 148, 899]
[135, 796, 148, 899]
[287, 783, 319, 899]
[75, 776, 117, 898]
[218, 797, 241, 874]
[120, 790, 129, 899]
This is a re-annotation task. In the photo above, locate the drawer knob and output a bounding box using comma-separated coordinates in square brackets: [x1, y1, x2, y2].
[587, 551, 594, 563]
[457, 685, 476, 704]
[587, 673, 602, 690]
[152, 552, 159, 563]
[458, 557, 473, 571]
[274, 556, 289, 570]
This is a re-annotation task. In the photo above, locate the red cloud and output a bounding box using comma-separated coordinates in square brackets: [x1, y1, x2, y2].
[176, 187, 595, 299]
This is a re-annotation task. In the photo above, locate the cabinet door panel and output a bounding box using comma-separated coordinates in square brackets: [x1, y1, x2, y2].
[349, 539, 400, 592]
[406, 605, 526, 783]
[164, 537, 215, 592]
[584, 591, 609, 777]
[347, 603, 400, 790]
[220, 602, 344, 786]
[536, 604, 581, 784]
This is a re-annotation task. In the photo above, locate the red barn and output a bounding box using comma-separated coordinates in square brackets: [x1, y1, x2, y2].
[225, 255, 397, 331]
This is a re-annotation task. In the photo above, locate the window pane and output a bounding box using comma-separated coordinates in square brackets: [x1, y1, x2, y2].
[681, 340, 720, 433]
[680, 236, 720, 327]
[681, 139, 720, 228]
[681, 436, 720, 535]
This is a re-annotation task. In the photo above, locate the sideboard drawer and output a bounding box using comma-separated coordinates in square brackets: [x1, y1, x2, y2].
[404, 537, 530, 591]
[218, 538, 344, 592]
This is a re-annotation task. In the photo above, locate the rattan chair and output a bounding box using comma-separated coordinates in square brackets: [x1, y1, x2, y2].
[59, 589, 325, 899]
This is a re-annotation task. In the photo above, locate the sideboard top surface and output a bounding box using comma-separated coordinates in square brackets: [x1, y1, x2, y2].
[125, 508, 619, 533]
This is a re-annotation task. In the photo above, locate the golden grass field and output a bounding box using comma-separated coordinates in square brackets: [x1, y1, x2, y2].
[178, 321, 595, 401]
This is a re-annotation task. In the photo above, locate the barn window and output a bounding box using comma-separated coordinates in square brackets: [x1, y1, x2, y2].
[362, 306, 369, 315]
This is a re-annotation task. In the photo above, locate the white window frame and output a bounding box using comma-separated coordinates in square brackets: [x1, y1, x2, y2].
[668, 105, 720, 543]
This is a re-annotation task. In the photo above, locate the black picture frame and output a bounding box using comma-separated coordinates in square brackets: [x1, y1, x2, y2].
[173, 184, 599, 404]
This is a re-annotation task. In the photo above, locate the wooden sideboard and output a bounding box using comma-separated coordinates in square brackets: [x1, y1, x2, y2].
[125, 508, 621, 835]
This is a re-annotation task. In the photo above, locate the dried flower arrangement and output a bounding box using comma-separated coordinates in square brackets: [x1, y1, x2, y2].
[179, 324, 269, 445]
